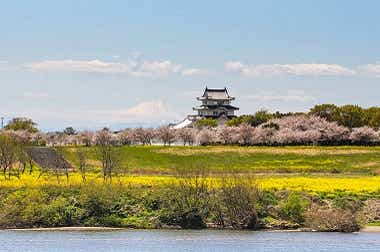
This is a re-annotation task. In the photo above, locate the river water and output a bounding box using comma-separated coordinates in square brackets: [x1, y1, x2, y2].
[0, 230, 379, 252]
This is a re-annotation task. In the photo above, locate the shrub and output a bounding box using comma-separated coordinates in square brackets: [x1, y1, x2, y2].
[332, 195, 362, 213]
[0, 189, 47, 227]
[357, 199, 380, 225]
[215, 176, 259, 229]
[79, 184, 119, 219]
[40, 196, 84, 227]
[305, 207, 360, 232]
[101, 214, 124, 227]
[278, 192, 309, 224]
[161, 174, 212, 229]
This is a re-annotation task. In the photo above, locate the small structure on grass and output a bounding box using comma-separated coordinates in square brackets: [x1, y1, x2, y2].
[27, 147, 73, 172]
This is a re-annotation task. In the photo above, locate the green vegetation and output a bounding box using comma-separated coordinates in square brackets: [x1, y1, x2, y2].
[1, 145, 380, 232]
[227, 110, 273, 127]
[229, 104, 380, 129]
[195, 118, 218, 128]
[4, 117, 38, 133]
[63, 127, 77, 135]
[64, 145, 380, 175]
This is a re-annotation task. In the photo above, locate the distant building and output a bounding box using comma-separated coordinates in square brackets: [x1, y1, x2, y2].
[171, 87, 238, 129]
[193, 87, 239, 119]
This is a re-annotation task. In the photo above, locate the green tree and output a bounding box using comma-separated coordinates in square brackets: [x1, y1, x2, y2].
[0, 133, 19, 179]
[227, 110, 272, 127]
[227, 116, 243, 126]
[309, 104, 339, 122]
[365, 107, 380, 129]
[249, 110, 272, 127]
[4, 117, 38, 133]
[63, 127, 77, 135]
[195, 118, 218, 128]
[337, 105, 366, 128]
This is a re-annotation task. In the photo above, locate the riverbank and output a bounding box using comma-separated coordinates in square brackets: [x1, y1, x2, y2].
[0, 181, 369, 232]
[6, 227, 125, 232]
[4, 226, 380, 233]
[1, 146, 379, 233]
[360, 226, 380, 232]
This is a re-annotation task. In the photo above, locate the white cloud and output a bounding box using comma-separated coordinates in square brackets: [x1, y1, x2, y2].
[85, 100, 180, 123]
[24, 59, 183, 77]
[0, 61, 15, 71]
[5, 100, 180, 129]
[23, 59, 207, 78]
[357, 64, 380, 77]
[241, 90, 315, 102]
[224, 61, 245, 72]
[23, 92, 49, 99]
[181, 68, 209, 76]
[225, 61, 356, 77]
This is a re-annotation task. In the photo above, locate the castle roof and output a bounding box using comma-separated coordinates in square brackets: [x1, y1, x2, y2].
[193, 104, 239, 111]
[197, 87, 234, 100]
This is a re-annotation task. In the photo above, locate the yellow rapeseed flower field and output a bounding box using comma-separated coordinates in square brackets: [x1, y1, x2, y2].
[1, 173, 380, 195]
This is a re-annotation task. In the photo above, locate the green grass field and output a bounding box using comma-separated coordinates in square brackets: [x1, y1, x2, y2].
[65, 145, 380, 175]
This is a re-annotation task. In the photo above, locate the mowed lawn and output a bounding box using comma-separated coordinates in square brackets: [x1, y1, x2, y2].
[65, 145, 380, 175]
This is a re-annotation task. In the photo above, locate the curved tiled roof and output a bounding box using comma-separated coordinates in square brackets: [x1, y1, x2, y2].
[198, 87, 234, 100]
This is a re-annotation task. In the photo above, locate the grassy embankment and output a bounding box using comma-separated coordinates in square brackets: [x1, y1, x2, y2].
[1, 146, 380, 230]
[66, 145, 380, 175]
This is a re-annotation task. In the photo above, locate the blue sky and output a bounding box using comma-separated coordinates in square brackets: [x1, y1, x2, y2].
[1, 0, 380, 130]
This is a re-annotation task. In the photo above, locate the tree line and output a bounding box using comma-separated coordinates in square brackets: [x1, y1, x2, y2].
[3, 103, 380, 148]
[226, 104, 380, 129]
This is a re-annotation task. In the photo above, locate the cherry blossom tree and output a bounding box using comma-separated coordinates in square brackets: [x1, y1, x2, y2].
[197, 128, 217, 146]
[237, 124, 254, 145]
[176, 128, 196, 146]
[156, 126, 176, 146]
[133, 128, 155, 145]
[349, 126, 379, 145]
[217, 126, 239, 145]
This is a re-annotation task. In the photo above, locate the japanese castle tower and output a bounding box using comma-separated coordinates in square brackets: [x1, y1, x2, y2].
[194, 87, 239, 119]
[172, 87, 239, 129]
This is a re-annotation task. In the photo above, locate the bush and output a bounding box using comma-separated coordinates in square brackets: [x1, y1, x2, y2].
[160, 174, 212, 229]
[215, 176, 259, 229]
[0, 189, 47, 227]
[79, 184, 121, 220]
[100, 214, 124, 227]
[332, 195, 362, 213]
[305, 207, 360, 232]
[40, 196, 84, 227]
[278, 192, 309, 224]
[0, 189, 87, 228]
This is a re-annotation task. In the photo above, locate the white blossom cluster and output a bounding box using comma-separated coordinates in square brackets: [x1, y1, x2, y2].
[3, 115, 380, 146]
